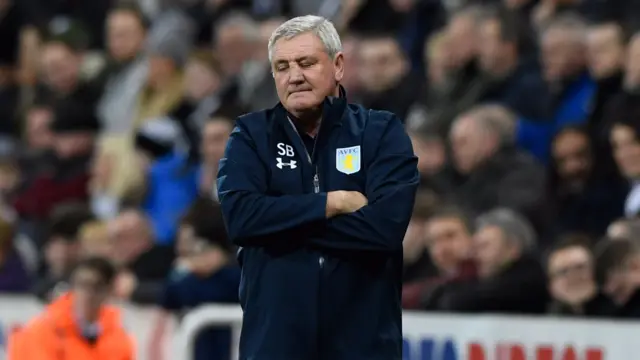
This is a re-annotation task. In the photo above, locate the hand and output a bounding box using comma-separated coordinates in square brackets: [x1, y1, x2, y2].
[114, 271, 137, 300]
[326, 191, 368, 218]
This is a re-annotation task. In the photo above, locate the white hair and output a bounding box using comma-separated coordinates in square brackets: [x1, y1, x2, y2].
[476, 208, 536, 251]
[267, 15, 342, 63]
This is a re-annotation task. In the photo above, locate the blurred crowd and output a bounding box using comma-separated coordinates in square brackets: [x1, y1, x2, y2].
[0, 0, 639, 353]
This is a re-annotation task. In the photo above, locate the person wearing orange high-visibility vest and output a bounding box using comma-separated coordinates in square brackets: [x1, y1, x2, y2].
[7, 257, 135, 360]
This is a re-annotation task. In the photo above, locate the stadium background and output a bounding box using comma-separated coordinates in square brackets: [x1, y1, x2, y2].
[0, 0, 640, 358]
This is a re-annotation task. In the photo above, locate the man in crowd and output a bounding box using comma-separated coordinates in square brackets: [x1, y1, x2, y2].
[218, 15, 418, 359]
[595, 238, 640, 317]
[426, 208, 548, 313]
[546, 235, 615, 316]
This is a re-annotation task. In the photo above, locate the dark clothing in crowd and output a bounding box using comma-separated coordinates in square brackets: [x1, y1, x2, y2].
[424, 255, 549, 314]
[128, 245, 175, 304]
[0, 249, 30, 293]
[548, 292, 617, 318]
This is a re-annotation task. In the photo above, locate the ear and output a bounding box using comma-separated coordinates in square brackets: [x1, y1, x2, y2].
[333, 52, 345, 83]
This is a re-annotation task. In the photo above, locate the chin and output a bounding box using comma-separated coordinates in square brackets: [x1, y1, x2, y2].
[287, 94, 322, 112]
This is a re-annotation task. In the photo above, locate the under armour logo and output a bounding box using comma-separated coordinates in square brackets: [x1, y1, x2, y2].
[276, 157, 297, 169]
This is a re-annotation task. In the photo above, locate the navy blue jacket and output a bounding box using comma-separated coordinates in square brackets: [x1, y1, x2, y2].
[217, 89, 419, 360]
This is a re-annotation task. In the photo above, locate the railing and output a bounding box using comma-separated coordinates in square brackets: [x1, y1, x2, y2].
[175, 304, 243, 360]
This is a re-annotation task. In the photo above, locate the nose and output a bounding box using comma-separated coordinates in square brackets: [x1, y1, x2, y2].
[288, 64, 304, 84]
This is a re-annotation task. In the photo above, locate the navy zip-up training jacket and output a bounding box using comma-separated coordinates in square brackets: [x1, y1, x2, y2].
[217, 88, 419, 360]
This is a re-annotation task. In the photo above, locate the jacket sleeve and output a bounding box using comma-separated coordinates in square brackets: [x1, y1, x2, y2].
[314, 114, 419, 252]
[217, 122, 328, 245]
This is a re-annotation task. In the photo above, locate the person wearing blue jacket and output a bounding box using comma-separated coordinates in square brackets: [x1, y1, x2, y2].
[217, 15, 419, 360]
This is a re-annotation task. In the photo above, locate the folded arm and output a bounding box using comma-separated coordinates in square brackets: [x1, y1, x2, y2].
[217, 123, 328, 246]
[312, 114, 419, 252]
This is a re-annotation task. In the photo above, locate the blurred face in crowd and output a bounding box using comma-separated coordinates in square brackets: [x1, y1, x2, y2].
[271, 32, 344, 119]
[624, 35, 640, 90]
[340, 36, 361, 93]
[71, 265, 110, 322]
[40, 42, 81, 94]
[603, 254, 640, 305]
[107, 10, 146, 62]
[611, 124, 640, 180]
[0, 163, 19, 196]
[53, 131, 94, 160]
[541, 28, 585, 84]
[447, 13, 477, 69]
[450, 115, 498, 175]
[45, 237, 79, 278]
[25, 107, 54, 151]
[548, 245, 596, 306]
[109, 210, 152, 265]
[184, 58, 221, 101]
[478, 19, 517, 77]
[474, 225, 519, 278]
[201, 117, 233, 166]
[256, 19, 284, 62]
[216, 23, 255, 77]
[425, 215, 472, 274]
[410, 133, 445, 176]
[586, 23, 625, 80]
[552, 129, 592, 187]
[357, 36, 407, 93]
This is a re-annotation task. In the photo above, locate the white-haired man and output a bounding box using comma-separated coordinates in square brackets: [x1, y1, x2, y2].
[217, 15, 419, 360]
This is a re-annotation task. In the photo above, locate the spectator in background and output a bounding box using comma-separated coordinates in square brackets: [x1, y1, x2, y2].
[448, 105, 547, 235]
[429, 208, 548, 314]
[97, 4, 150, 135]
[595, 238, 640, 317]
[14, 101, 98, 220]
[539, 15, 595, 127]
[9, 257, 135, 360]
[607, 95, 640, 217]
[36, 36, 102, 108]
[357, 33, 420, 121]
[214, 11, 259, 91]
[476, 6, 550, 120]
[584, 21, 625, 157]
[546, 235, 615, 316]
[0, 213, 29, 293]
[410, 206, 477, 310]
[549, 125, 626, 237]
[134, 119, 199, 244]
[199, 107, 236, 199]
[151, 197, 240, 360]
[110, 208, 174, 304]
[33, 203, 94, 302]
[408, 125, 448, 193]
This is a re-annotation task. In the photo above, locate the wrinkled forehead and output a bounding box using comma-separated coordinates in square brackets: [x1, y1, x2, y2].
[271, 32, 328, 62]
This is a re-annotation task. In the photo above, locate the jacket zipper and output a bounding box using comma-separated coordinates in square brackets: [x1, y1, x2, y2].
[287, 118, 321, 193]
[287, 118, 325, 268]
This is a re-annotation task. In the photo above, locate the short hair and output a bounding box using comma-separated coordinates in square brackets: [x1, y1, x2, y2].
[450, 4, 485, 25]
[181, 197, 232, 251]
[544, 233, 593, 270]
[481, 5, 535, 54]
[428, 204, 473, 232]
[73, 256, 117, 286]
[459, 104, 517, 146]
[109, 3, 150, 29]
[594, 238, 640, 284]
[215, 11, 260, 42]
[48, 203, 95, 242]
[268, 15, 342, 63]
[540, 13, 588, 43]
[476, 208, 536, 250]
